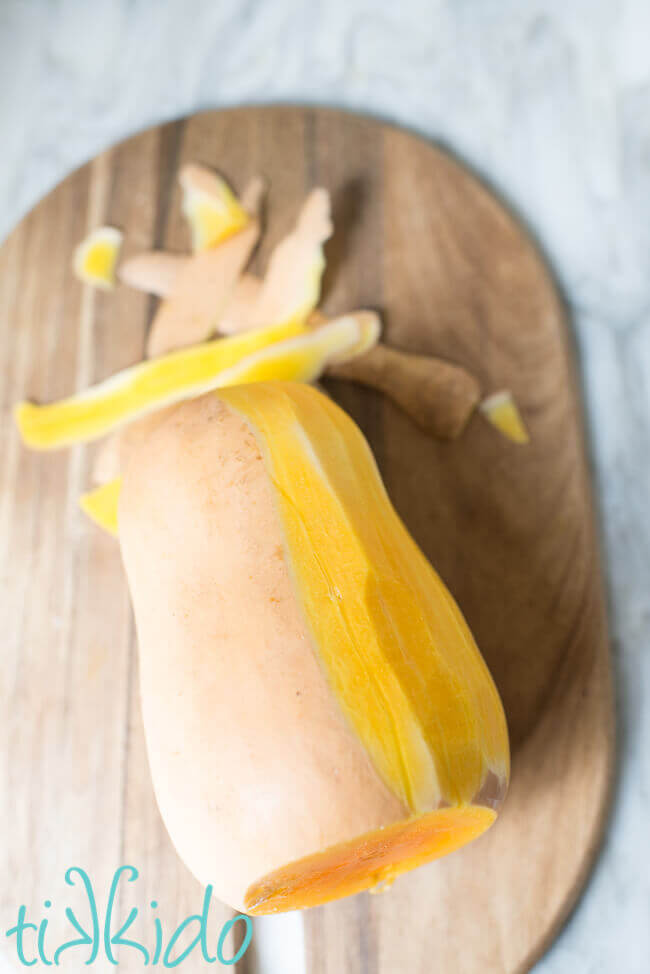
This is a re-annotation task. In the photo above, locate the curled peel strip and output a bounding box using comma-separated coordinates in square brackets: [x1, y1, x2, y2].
[15, 317, 309, 450]
[78, 312, 381, 535]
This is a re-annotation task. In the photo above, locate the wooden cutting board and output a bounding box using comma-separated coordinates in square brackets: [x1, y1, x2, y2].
[0, 107, 614, 973]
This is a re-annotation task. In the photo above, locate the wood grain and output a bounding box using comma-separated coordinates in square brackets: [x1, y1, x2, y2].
[0, 107, 614, 974]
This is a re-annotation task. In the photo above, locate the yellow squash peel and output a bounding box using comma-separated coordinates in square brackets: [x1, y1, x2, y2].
[480, 390, 529, 444]
[73, 226, 123, 289]
[15, 317, 308, 449]
[78, 313, 380, 532]
[180, 164, 250, 252]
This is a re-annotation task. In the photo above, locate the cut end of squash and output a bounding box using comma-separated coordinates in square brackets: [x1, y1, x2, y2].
[180, 164, 250, 252]
[245, 805, 496, 915]
[73, 226, 122, 289]
[480, 390, 529, 444]
[79, 478, 122, 536]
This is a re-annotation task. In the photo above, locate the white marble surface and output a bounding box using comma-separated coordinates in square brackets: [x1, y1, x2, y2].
[1, 0, 649, 971]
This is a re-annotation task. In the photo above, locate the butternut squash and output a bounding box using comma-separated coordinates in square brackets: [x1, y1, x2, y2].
[118, 382, 509, 915]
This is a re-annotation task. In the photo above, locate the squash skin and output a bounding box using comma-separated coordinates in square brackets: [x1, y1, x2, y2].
[118, 385, 508, 913]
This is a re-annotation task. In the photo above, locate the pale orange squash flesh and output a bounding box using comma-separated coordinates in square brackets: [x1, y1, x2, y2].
[245, 805, 496, 914]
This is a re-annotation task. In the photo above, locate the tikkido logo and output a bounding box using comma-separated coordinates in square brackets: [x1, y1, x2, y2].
[5, 866, 252, 967]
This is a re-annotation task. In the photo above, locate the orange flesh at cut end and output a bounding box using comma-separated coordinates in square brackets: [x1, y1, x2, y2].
[244, 804, 496, 915]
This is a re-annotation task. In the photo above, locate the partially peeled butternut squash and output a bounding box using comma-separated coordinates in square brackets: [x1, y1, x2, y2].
[118, 382, 509, 915]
